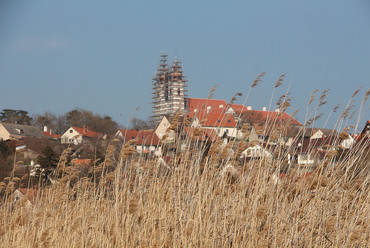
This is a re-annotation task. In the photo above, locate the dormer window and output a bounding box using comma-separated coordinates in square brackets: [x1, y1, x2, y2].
[16, 128, 24, 134]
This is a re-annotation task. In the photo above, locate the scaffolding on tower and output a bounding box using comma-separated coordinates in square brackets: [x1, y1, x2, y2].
[150, 54, 188, 126]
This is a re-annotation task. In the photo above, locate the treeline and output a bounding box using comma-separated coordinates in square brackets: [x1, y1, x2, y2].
[0, 108, 120, 135]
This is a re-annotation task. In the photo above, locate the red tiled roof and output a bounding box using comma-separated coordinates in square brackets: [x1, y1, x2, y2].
[184, 127, 220, 142]
[230, 105, 302, 126]
[72, 127, 100, 138]
[71, 159, 92, 167]
[229, 104, 249, 113]
[43, 131, 61, 139]
[189, 111, 237, 127]
[119, 129, 161, 146]
[188, 98, 228, 113]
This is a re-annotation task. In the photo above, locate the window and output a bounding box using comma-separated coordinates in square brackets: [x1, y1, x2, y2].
[70, 130, 73, 133]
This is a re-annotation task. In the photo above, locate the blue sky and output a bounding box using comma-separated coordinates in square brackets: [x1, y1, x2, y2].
[1, 0, 369, 129]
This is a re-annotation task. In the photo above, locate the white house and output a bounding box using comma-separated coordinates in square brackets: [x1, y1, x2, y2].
[240, 145, 273, 161]
[153, 116, 176, 143]
[61, 126, 100, 144]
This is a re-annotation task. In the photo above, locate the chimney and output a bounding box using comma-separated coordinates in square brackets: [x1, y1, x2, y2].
[83, 125, 86, 133]
[262, 107, 267, 111]
[275, 109, 280, 113]
[49, 129, 52, 135]
[44, 126, 48, 132]
[247, 106, 252, 110]
[207, 106, 211, 114]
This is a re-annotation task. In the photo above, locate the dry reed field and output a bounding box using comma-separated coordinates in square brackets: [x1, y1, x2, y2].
[0, 85, 369, 247]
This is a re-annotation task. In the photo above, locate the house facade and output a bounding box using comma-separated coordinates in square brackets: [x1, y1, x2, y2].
[154, 116, 175, 142]
[115, 129, 162, 156]
[290, 136, 339, 165]
[186, 111, 238, 138]
[61, 126, 100, 144]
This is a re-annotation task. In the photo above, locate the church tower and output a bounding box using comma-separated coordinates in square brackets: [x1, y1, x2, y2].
[151, 54, 188, 125]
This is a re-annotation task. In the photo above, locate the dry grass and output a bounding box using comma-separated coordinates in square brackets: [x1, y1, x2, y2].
[0, 139, 368, 247]
[0, 88, 369, 247]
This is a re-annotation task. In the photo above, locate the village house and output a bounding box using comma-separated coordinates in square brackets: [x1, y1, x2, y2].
[289, 136, 339, 166]
[61, 126, 101, 144]
[154, 116, 175, 142]
[240, 144, 273, 162]
[230, 105, 302, 141]
[0, 122, 44, 141]
[185, 111, 238, 138]
[13, 188, 40, 208]
[115, 129, 162, 156]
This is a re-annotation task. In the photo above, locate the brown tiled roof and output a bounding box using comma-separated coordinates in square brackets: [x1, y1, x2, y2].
[232, 106, 302, 126]
[291, 136, 339, 154]
[119, 129, 161, 146]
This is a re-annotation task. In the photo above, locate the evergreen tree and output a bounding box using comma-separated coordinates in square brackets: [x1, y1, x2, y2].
[35, 146, 58, 181]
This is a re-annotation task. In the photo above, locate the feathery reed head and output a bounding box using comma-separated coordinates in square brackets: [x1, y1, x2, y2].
[274, 74, 285, 88]
[208, 84, 219, 99]
[251, 72, 266, 88]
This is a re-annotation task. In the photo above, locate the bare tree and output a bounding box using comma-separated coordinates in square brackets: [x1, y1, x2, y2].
[130, 117, 150, 130]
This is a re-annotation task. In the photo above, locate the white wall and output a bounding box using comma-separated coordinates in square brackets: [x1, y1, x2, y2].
[0, 124, 10, 140]
[61, 127, 83, 144]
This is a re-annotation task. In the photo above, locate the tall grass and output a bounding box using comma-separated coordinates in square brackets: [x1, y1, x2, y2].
[0, 88, 369, 247]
